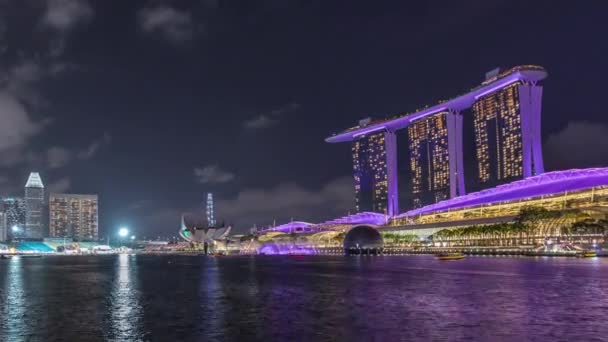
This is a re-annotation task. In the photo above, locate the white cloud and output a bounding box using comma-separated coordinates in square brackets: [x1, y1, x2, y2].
[544, 121, 608, 170]
[216, 177, 354, 231]
[48, 177, 71, 193]
[138, 6, 196, 43]
[194, 165, 235, 184]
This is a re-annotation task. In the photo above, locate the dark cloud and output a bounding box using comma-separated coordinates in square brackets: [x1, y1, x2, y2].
[243, 103, 300, 130]
[77, 132, 112, 160]
[47, 146, 72, 169]
[43, 0, 93, 32]
[47, 176, 71, 193]
[0, 92, 46, 154]
[42, 0, 94, 56]
[194, 165, 235, 184]
[138, 5, 197, 43]
[243, 114, 276, 129]
[544, 121, 608, 170]
[216, 176, 354, 232]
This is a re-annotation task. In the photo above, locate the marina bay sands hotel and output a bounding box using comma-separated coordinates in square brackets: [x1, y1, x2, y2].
[326, 65, 546, 216]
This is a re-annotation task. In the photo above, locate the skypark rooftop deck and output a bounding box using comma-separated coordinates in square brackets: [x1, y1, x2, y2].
[326, 65, 547, 143]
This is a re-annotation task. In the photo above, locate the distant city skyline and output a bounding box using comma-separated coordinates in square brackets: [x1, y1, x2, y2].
[0, 2, 606, 234]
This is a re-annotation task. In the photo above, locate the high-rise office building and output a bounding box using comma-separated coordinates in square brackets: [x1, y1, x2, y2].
[352, 131, 389, 213]
[0, 212, 6, 242]
[2, 197, 26, 238]
[408, 112, 451, 207]
[49, 194, 99, 240]
[25, 172, 45, 239]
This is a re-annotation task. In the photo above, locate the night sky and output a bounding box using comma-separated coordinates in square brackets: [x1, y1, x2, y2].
[1, 0, 607, 237]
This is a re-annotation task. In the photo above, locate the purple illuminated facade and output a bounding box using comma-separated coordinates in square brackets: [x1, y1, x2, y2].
[258, 221, 316, 234]
[399, 168, 608, 217]
[351, 127, 398, 215]
[317, 212, 388, 226]
[327, 65, 547, 212]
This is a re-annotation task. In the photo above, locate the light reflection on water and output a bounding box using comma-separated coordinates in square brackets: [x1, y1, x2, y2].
[108, 254, 144, 342]
[1, 257, 25, 341]
[0, 255, 607, 341]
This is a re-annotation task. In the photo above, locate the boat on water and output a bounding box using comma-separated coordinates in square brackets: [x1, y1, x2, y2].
[0, 255, 11, 260]
[577, 250, 597, 258]
[436, 252, 465, 261]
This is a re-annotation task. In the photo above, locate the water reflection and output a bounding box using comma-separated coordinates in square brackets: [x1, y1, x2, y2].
[0, 257, 25, 341]
[109, 254, 144, 341]
[1, 255, 608, 340]
[199, 257, 224, 339]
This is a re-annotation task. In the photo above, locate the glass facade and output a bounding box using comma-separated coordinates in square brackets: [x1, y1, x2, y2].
[473, 83, 523, 186]
[25, 172, 45, 239]
[352, 132, 388, 213]
[49, 194, 98, 240]
[408, 112, 451, 207]
[3, 197, 25, 238]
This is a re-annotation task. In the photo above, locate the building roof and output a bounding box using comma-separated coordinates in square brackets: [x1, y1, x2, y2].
[259, 221, 314, 233]
[326, 65, 547, 143]
[49, 193, 98, 199]
[25, 172, 44, 188]
[317, 212, 388, 226]
[398, 168, 608, 217]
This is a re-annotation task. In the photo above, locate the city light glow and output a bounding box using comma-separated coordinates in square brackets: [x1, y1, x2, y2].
[118, 227, 129, 237]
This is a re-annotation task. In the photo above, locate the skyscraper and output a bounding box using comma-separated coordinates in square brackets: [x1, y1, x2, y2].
[49, 194, 99, 240]
[25, 172, 45, 239]
[3, 197, 26, 238]
[206, 193, 215, 227]
[0, 212, 6, 242]
[352, 128, 394, 214]
[327, 65, 545, 213]
[408, 112, 451, 207]
[473, 80, 544, 187]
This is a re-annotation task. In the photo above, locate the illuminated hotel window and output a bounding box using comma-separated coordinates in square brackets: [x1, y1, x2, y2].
[473, 83, 523, 187]
[407, 112, 450, 208]
[351, 132, 388, 213]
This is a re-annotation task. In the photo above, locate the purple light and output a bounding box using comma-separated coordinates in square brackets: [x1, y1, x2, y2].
[399, 168, 608, 217]
[326, 66, 547, 143]
[259, 243, 316, 255]
[259, 221, 314, 234]
[353, 125, 387, 138]
[318, 212, 387, 226]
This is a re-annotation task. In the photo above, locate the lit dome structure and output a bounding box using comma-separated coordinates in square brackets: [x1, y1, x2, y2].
[343, 225, 383, 255]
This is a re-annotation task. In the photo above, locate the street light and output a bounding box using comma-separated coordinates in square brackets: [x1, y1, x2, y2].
[130, 235, 135, 241]
[11, 225, 19, 233]
[118, 227, 129, 237]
